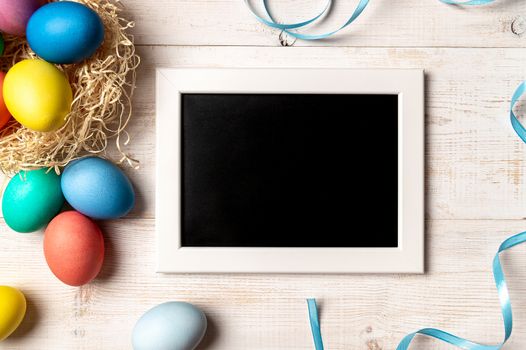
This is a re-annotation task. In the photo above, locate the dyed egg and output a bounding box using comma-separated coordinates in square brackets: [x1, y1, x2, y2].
[0, 286, 26, 341]
[4, 59, 72, 132]
[0, 72, 11, 129]
[61, 157, 135, 219]
[27, 1, 104, 64]
[44, 211, 104, 286]
[133, 302, 207, 350]
[2, 169, 64, 233]
[0, 0, 43, 36]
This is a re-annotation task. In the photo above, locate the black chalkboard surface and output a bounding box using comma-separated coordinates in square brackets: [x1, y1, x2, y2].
[182, 94, 398, 248]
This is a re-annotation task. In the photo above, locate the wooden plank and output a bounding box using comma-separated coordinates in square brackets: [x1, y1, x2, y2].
[0, 219, 525, 349]
[121, 0, 526, 48]
[2, 46, 526, 221]
[116, 45, 526, 220]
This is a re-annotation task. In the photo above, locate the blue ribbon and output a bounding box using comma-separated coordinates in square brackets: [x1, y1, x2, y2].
[391, 82, 526, 349]
[510, 81, 526, 144]
[307, 299, 324, 350]
[244, 0, 369, 40]
[439, 0, 494, 4]
[394, 229, 520, 350]
[245, 0, 494, 41]
[307, 230, 526, 349]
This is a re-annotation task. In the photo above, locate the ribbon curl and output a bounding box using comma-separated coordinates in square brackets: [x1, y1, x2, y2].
[245, 0, 494, 41]
[510, 81, 526, 144]
[245, 0, 369, 40]
[307, 230, 526, 350]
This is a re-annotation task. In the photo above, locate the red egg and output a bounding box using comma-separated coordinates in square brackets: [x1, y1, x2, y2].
[0, 0, 44, 36]
[0, 71, 11, 129]
[44, 211, 105, 287]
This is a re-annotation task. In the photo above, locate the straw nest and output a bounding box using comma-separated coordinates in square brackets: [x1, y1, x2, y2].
[0, 0, 140, 175]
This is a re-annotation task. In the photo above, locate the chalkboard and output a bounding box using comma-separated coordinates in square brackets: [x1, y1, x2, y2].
[181, 93, 398, 248]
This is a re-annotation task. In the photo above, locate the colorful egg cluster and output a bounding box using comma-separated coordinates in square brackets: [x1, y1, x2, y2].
[2, 157, 134, 289]
[0, 0, 113, 304]
[0, 1, 105, 133]
[0, 2, 188, 348]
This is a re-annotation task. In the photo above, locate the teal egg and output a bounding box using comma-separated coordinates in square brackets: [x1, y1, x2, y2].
[132, 302, 207, 350]
[2, 169, 64, 233]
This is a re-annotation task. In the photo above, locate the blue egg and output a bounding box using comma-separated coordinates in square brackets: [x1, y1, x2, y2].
[133, 302, 207, 350]
[61, 157, 135, 219]
[26, 1, 104, 64]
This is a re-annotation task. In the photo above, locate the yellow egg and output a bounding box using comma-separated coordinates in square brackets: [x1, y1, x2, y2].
[0, 286, 26, 341]
[4, 59, 72, 132]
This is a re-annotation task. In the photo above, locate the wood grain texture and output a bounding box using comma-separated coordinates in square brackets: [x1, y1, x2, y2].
[125, 45, 526, 220]
[3, 47, 526, 220]
[2, 0, 526, 348]
[1, 220, 526, 349]
[123, 0, 526, 47]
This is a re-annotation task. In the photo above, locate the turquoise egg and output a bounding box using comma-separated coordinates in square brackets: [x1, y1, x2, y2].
[2, 169, 64, 233]
[132, 302, 207, 350]
[61, 157, 135, 219]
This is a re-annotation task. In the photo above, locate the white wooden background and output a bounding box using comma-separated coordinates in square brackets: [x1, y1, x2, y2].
[3, 0, 526, 349]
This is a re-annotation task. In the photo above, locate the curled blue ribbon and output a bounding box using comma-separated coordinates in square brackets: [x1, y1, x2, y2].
[510, 81, 526, 144]
[394, 229, 520, 350]
[245, 0, 494, 41]
[307, 230, 526, 349]
[244, 0, 369, 40]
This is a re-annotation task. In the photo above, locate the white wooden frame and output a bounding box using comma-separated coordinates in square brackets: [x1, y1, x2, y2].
[156, 68, 424, 273]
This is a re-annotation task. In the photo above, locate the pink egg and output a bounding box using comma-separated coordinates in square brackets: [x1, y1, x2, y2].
[0, 0, 44, 36]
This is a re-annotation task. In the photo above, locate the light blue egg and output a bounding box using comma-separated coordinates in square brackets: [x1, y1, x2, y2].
[61, 157, 135, 220]
[26, 1, 104, 64]
[133, 302, 207, 350]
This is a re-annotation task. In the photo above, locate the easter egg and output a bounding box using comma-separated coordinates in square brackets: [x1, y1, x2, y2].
[0, 286, 26, 341]
[44, 211, 104, 286]
[61, 157, 135, 219]
[132, 302, 207, 350]
[27, 1, 104, 64]
[0, 0, 43, 36]
[3, 59, 72, 132]
[0, 72, 11, 129]
[3, 59, 73, 132]
[2, 169, 64, 233]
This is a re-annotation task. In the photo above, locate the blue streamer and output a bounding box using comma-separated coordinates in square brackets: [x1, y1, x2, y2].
[439, 0, 494, 4]
[307, 299, 324, 350]
[244, 0, 369, 40]
[245, 0, 495, 41]
[394, 229, 524, 349]
[510, 81, 526, 144]
[307, 230, 526, 350]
